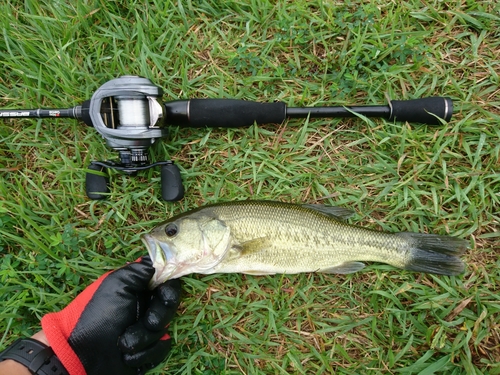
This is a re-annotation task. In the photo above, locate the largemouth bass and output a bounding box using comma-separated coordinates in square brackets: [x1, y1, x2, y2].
[142, 201, 467, 286]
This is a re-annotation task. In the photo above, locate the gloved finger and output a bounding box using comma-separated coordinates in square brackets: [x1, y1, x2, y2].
[137, 255, 152, 267]
[144, 279, 182, 331]
[118, 279, 180, 353]
[123, 337, 172, 368]
[112, 260, 155, 294]
[118, 321, 167, 353]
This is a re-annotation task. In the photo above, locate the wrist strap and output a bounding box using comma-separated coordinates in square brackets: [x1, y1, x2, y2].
[0, 338, 69, 375]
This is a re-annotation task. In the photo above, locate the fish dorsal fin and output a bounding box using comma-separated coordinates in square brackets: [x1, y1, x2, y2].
[301, 204, 355, 221]
[320, 261, 365, 274]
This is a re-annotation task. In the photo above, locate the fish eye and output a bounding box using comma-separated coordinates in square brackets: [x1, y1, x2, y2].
[165, 223, 178, 237]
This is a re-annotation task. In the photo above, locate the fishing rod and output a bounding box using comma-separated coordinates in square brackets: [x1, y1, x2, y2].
[0, 76, 453, 201]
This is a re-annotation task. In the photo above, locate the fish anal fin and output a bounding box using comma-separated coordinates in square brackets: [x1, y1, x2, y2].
[320, 261, 365, 274]
[302, 204, 355, 221]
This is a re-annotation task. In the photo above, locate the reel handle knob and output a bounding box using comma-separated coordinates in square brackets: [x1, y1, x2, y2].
[161, 162, 184, 201]
[86, 163, 109, 200]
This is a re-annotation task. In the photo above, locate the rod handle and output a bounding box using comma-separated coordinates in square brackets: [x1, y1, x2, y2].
[165, 99, 286, 128]
[388, 97, 453, 125]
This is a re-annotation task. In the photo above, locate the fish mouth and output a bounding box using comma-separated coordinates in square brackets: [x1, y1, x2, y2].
[141, 234, 178, 286]
[141, 234, 157, 261]
[141, 234, 169, 266]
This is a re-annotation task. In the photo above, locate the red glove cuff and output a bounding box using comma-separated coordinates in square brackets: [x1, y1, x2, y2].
[41, 272, 110, 375]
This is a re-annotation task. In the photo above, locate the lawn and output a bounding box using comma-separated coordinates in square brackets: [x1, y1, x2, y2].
[0, 0, 499, 374]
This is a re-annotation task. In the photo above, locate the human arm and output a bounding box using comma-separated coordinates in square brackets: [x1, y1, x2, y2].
[0, 332, 48, 375]
[0, 359, 31, 375]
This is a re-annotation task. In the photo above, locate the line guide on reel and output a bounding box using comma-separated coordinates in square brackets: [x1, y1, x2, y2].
[0, 76, 453, 201]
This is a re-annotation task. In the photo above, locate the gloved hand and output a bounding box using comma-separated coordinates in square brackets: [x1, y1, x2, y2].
[41, 257, 181, 375]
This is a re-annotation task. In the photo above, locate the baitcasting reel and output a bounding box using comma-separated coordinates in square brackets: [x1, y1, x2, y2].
[0, 75, 453, 201]
[79, 76, 183, 201]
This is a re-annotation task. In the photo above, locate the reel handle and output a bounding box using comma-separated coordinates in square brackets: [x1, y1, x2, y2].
[85, 161, 184, 201]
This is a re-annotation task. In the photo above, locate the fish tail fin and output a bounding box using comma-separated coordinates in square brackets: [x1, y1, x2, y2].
[396, 232, 468, 276]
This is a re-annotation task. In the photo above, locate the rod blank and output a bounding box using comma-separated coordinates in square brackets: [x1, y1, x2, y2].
[0, 107, 81, 119]
[286, 105, 390, 119]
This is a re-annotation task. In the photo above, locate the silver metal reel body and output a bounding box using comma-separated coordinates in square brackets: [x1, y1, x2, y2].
[88, 76, 168, 151]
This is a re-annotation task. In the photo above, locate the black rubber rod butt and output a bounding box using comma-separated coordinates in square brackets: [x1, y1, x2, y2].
[161, 163, 184, 201]
[388, 97, 453, 125]
[164, 99, 287, 128]
[86, 163, 109, 200]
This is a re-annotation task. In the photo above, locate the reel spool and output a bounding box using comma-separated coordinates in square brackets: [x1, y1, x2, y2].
[82, 76, 184, 201]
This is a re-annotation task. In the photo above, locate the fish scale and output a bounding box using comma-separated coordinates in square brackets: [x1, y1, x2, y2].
[208, 203, 403, 269]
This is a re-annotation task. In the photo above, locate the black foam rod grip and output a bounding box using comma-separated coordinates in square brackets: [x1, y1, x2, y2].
[188, 99, 287, 128]
[388, 97, 453, 125]
[161, 163, 184, 201]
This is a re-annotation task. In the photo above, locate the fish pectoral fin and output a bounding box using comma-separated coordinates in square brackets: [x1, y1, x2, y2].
[320, 261, 366, 274]
[301, 204, 355, 221]
[239, 237, 270, 255]
[227, 237, 269, 260]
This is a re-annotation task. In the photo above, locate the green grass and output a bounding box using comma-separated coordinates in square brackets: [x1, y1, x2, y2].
[1, 0, 499, 374]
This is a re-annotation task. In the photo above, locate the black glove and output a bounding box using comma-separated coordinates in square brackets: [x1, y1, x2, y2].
[41, 257, 181, 375]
